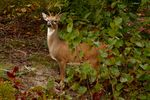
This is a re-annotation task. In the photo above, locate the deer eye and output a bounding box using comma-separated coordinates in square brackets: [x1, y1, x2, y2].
[53, 20, 57, 24]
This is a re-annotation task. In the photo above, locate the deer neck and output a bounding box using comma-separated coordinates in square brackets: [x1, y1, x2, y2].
[47, 27, 56, 38]
[47, 25, 59, 42]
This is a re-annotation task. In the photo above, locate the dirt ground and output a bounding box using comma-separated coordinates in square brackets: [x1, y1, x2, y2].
[0, 16, 60, 90]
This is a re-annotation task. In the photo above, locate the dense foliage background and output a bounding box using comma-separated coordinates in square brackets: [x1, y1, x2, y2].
[0, 0, 150, 99]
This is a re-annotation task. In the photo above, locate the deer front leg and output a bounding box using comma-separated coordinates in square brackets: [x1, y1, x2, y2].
[59, 61, 66, 82]
[58, 61, 66, 90]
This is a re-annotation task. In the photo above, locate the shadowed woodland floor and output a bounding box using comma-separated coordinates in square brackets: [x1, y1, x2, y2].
[0, 16, 61, 90]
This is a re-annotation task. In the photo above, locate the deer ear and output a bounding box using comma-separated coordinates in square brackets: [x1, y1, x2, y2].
[42, 12, 48, 21]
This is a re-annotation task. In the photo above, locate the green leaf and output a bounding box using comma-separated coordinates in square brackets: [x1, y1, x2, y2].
[115, 39, 124, 48]
[120, 77, 128, 83]
[138, 94, 147, 100]
[118, 4, 126, 9]
[84, 12, 91, 19]
[80, 63, 90, 80]
[120, 73, 133, 83]
[93, 83, 103, 92]
[114, 17, 122, 26]
[140, 64, 150, 71]
[116, 83, 124, 91]
[81, 63, 96, 82]
[125, 41, 133, 47]
[144, 83, 150, 91]
[99, 65, 110, 79]
[71, 83, 80, 91]
[65, 95, 72, 100]
[67, 22, 73, 33]
[78, 86, 87, 95]
[136, 69, 145, 79]
[99, 49, 108, 58]
[128, 58, 136, 64]
[135, 41, 144, 47]
[111, 78, 117, 85]
[117, 97, 125, 100]
[141, 0, 149, 6]
[113, 90, 120, 97]
[111, 1, 117, 8]
[113, 48, 120, 56]
[81, 63, 91, 74]
[134, 48, 142, 56]
[110, 22, 116, 29]
[115, 56, 123, 66]
[139, 74, 150, 81]
[105, 57, 116, 66]
[67, 18, 73, 33]
[93, 41, 100, 47]
[143, 48, 150, 57]
[66, 72, 74, 82]
[107, 38, 117, 46]
[109, 66, 120, 77]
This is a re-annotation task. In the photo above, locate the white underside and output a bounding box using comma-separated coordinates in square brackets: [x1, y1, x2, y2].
[47, 27, 57, 61]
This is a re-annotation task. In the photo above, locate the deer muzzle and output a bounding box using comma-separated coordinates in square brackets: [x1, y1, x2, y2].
[47, 21, 52, 27]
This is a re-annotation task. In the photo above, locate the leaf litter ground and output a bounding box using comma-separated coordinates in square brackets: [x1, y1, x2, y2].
[0, 18, 61, 91]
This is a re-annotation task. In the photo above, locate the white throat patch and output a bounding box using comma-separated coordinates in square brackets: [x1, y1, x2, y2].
[47, 27, 55, 42]
[47, 27, 55, 37]
[47, 27, 57, 61]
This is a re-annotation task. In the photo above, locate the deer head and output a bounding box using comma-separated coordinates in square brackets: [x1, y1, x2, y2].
[42, 12, 61, 29]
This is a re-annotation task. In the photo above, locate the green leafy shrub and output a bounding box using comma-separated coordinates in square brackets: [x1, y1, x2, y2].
[62, 0, 150, 99]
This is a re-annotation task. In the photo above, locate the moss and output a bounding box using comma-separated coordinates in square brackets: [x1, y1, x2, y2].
[0, 81, 16, 100]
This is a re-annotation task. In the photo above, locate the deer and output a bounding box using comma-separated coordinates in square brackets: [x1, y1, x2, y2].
[42, 12, 107, 83]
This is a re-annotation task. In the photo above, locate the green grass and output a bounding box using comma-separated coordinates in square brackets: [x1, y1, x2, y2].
[27, 53, 57, 68]
[0, 62, 13, 79]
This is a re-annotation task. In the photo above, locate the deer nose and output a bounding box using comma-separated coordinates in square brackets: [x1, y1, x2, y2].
[47, 21, 52, 26]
